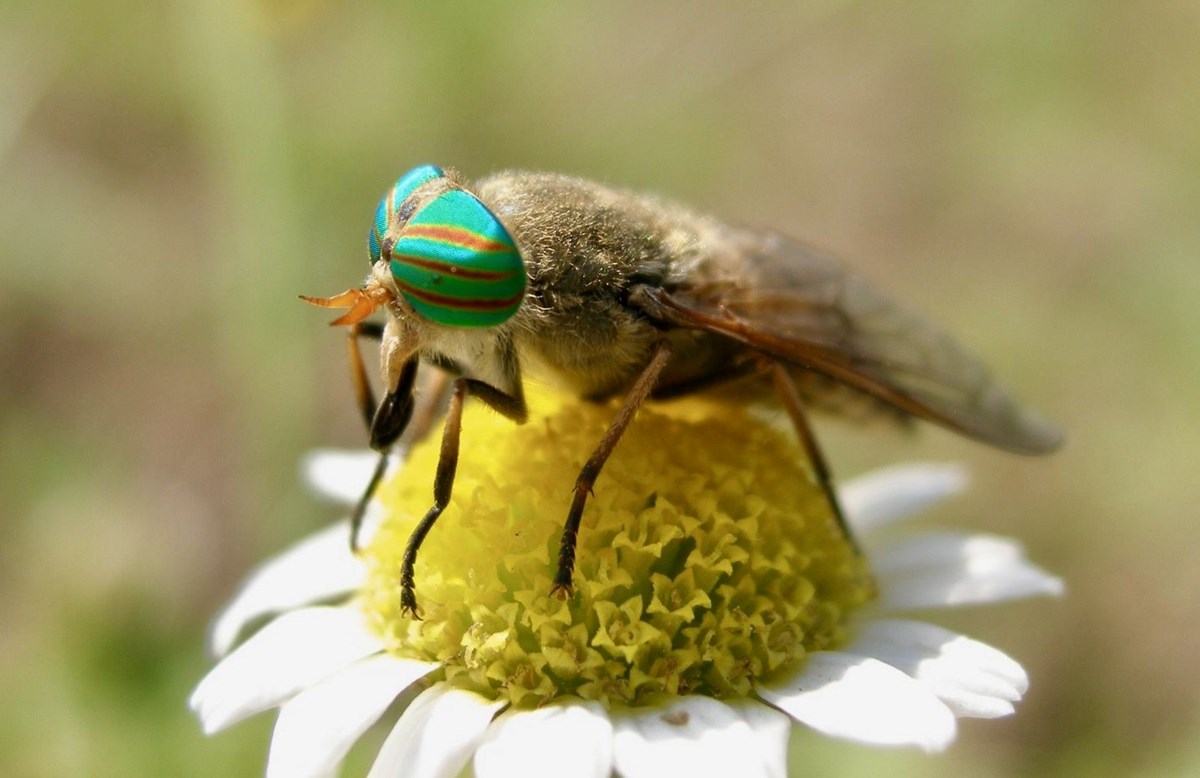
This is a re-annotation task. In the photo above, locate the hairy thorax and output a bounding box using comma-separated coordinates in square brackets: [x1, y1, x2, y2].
[477, 170, 738, 398]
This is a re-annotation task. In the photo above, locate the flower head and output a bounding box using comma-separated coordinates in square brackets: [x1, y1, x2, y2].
[365, 395, 872, 709]
[192, 391, 1062, 777]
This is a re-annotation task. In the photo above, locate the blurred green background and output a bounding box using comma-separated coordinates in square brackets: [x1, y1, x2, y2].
[2, 1, 1198, 775]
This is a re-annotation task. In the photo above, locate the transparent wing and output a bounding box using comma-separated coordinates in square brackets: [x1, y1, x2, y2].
[638, 234, 1062, 454]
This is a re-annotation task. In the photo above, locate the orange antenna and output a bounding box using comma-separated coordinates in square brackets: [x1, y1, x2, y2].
[300, 286, 392, 327]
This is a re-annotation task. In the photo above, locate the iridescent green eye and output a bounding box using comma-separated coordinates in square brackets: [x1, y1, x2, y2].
[368, 165, 444, 265]
[389, 189, 526, 328]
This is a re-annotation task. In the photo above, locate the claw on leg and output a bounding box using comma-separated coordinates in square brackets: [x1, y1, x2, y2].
[550, 580, 575, 601]
[399, 585, 424, 621]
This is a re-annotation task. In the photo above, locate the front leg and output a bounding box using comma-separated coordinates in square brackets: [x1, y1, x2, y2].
[400, 377, 527, 618]
[346, 323, 448, 553]
[349, 350, 418, 553]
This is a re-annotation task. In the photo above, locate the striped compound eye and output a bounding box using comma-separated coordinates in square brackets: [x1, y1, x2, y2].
[388, 188, 526, 328]
[368, 165, 445, 266]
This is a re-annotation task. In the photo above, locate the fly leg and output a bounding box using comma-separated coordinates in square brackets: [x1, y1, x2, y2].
[344, 322, 385, 552]
[552, 340, 673, 598]
[399, 379, 526, 618]
[349, 336, 418, 553]
[769, 362, 860, 554]
[346, 321, 383, 428]
[344, 323, 461, 553]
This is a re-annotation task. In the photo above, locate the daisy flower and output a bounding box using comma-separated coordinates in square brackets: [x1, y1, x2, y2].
[191, 391, 1062, 777]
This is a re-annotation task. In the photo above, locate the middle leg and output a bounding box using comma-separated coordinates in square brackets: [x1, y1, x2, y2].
[552, 340, 674, 597]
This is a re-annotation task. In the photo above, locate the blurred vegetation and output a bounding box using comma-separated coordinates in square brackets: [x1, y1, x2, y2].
[2, 1, 1198, 776]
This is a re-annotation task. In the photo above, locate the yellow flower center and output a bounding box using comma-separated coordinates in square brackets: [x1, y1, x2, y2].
[362, 388, 873, 708]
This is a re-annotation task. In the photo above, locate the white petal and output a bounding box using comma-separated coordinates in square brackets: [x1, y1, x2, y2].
[475, 701, 613, 778]
[840, 463, 968, 533]
[847, 619, 1028, 718]
[302, 448, 400, 506]
[191, 605, 385, 734]
[368, 685, 504, 778]
[210, 521, 366, 657]
[758, 651, 956, 753]
[872, 531, 1065, 609]
[612, 697, 789, 778]
[267, 653, 438, 778]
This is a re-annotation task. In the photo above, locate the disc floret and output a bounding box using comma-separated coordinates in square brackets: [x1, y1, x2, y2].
[361, 392, 874, 708]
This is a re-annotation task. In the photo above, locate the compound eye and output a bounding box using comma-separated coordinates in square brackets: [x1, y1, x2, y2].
[388, 189, 526, 328]
[367, 164, 445, 265]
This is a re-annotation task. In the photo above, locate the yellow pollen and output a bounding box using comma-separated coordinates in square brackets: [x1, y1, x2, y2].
[361, 387, 873, 708]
